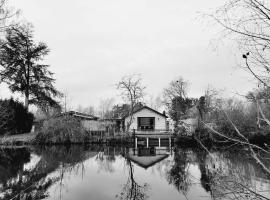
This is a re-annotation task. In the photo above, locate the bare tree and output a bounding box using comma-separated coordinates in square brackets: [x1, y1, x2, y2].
[117, 74, 145, 132]
[209, 0, 270, 88]
[163, 76, 189, 108]
[0, 0, 19, 31]
[148, 95, 163, 111]
[98, 98, 115, 119]
[83, 105, 95, 115]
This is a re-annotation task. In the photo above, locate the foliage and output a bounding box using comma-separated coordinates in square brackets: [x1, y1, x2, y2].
[206, 98, 259, 137]
[163, 76, 189, 108]
[35, 116, 88, 144]
[0, 24, 61, 109]
[169, 96, 196, 121]
[0, 98, 33, 135]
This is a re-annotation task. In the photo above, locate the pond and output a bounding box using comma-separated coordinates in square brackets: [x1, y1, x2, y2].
[0, 144, 270, 200]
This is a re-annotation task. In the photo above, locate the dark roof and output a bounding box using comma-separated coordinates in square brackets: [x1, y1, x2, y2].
[127, 154, 169, 169]
[123, 106, 168, 119]
[59, 111, 99, 120]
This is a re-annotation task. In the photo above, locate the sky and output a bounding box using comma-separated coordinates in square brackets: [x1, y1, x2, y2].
[1, 0, 255, 110]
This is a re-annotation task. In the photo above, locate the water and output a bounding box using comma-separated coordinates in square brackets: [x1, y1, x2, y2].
[0, 145, 270, 200]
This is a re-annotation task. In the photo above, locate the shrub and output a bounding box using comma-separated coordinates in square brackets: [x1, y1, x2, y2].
[0, 98, 34, 135]
[35, 116, 89, 144]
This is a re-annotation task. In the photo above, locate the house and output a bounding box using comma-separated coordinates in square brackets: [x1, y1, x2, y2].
[60, 111, 99, 121]
[58, 111, 102, 132]
[123, 106, 169, 132]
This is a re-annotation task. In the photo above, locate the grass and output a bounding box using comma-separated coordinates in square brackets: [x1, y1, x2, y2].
[0, 132, 37, 145]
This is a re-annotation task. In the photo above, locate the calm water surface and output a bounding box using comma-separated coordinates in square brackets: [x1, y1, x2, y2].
[0, 145, 270, 200]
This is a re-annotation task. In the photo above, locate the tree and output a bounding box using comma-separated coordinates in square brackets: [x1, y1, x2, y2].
[98, 98, 115, 119]
[163, 77, 193, 122]
[209, 0, 270, 88]
[148, 95, 163, 111]
[111, 104, 130, 119]
[117, 74, 146, 131]
[163, 76, 189, 109]
[0, 24, 61, 110]
[117, 158, 149, 200]
[0, 98, 33, 135]
[169, 97, 195, 121]
[0, 0, 20, 31]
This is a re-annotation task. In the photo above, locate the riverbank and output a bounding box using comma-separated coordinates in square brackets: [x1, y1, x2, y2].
[0, 132, 37, 146]
[0, 132, 132, 146]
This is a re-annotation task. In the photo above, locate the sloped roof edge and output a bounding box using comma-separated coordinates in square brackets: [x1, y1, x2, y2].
[123, 106, 168, 119]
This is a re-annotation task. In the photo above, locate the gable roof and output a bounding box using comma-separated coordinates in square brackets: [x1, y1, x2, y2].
[123, 106, 168, 119]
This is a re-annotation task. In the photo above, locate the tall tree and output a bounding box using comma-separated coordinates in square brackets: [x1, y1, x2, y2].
[163, 76, 189, 109]
[163, 77, 191, 121]
[117, 74, 145, 131]
[0, 24, 61, 110]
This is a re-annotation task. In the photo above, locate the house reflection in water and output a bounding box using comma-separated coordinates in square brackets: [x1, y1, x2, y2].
[126, 146, 171, 169]
[125, 135, 172, 169]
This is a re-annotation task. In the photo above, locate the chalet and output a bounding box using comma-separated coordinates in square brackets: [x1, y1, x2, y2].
[123, 106, 169, 133]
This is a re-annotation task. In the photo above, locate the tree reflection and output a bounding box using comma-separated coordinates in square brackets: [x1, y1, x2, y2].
[0, 145, 95, 200]
[196, 149, 270, 200]
[0, 148, 30, 186]
[166, 148, 192, 195]
[0, 147, 59, 200]
[95, 146, 117, 173]
[116, 157, 149, 200]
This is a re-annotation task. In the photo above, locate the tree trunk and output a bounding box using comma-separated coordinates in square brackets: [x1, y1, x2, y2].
[25, 91, 29, 110]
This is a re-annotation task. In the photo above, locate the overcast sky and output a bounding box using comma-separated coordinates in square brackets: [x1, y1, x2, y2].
[1, 0, 255, 109]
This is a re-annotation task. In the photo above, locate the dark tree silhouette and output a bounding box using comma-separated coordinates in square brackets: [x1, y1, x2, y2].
[166, 148, 192, 195]
[0, 24, 62, 110]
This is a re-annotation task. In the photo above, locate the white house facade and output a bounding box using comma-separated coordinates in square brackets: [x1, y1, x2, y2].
[124, 106, 168, 132]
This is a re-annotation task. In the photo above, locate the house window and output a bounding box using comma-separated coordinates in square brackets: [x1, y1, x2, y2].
[137, 117, 155, 131]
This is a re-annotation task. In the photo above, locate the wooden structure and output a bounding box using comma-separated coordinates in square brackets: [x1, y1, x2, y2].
[124, 106, 171, 133]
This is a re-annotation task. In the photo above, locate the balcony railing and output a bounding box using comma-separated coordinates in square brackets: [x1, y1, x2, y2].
[132, 129, 173, 134]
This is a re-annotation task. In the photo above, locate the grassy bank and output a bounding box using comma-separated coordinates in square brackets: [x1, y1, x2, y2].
[0, 132, 37, 146]
[0, 132, 133, 146]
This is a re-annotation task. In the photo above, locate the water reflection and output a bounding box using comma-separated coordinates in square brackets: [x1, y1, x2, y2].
[0, 145, 269, 200]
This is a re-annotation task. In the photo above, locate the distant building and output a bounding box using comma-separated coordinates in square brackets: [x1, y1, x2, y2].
[58, 111, 102, 131]
[123, 106, 169, 133]
[60, 111, 99, 121]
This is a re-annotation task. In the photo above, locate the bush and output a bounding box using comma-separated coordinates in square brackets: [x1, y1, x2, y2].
[207, 99, 258, 137]
[35, 116, 89, 144]
[0, 98, 34, 135]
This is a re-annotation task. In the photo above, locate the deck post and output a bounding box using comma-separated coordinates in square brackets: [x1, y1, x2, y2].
[146, 137, 149, 148]
[169, 136, 171, 148]
[158, 138, 161, 147]
[135, 137, 137, 149]
[133, 128, 136, 148]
